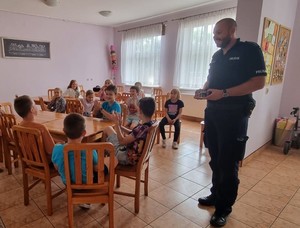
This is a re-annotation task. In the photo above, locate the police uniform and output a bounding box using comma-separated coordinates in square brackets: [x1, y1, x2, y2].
[204, 38, 266, 215]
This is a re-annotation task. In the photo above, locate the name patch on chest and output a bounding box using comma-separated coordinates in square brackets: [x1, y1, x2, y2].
[229, 56, 240, 61]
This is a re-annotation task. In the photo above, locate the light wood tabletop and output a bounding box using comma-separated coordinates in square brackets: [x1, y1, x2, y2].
[16, 111, 113, 142]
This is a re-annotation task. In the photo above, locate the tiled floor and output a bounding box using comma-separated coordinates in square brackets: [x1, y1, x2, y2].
[1, 120, 300, 227]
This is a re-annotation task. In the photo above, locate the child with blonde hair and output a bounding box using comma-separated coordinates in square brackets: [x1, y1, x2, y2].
[80, 90, 96, 117]
[159, 88, 184, 149]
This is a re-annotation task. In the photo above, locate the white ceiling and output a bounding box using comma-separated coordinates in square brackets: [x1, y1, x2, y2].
[0, 0, 222, 27]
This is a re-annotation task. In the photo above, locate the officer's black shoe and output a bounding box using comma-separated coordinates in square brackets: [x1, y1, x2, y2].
[198, 195, 216, 206]
[209, 212, 228, 227]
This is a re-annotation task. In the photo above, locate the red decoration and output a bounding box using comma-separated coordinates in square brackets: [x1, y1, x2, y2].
[110, 45, 117, 73]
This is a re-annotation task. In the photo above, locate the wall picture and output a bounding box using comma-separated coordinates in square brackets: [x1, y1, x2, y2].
[261, 17, 279, 85]
[271, 25, 291, 85]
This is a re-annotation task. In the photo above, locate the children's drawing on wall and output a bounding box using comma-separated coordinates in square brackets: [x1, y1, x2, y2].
[261, 17, 279, 85]
[271, 25, 291, 85]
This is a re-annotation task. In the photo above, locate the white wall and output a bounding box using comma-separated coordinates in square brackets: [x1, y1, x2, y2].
[236, 0, 298, 157]
[0, 11, 114, 104]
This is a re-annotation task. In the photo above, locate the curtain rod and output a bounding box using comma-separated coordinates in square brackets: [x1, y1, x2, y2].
[117, 21, 167, 33]
[171, 7, 236, 21]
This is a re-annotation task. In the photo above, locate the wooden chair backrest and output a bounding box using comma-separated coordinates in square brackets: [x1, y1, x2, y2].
[13, 125, 50, 172]
[120, 103, 128, 126]
[48, 89, 56, 100]
[63, 142, 115, 191]
[154, 94, 169, 119]
[0, 113, 17, 143]
[116, 85, 125, 93]
[136, 121, 159, 170]
[0, 102, 13, 114]
[38, 97, 48, 111]
[121, 92, 131, 103]
[65, 98, 83, 114]
[152, 87, 163, 96]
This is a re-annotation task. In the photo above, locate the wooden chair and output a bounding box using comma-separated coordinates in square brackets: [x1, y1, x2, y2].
[116, 85, 125, 93]
[0, 102, 14, 163]
[38, 97, 48, 111]
[13, 125, 65, 216]
[121, 92, 131, 103]
[120, 103, 128, 126]
[66, 98, 83, 114]
[114, 121, 159, 213]
[0, 113, 18, 174]
[48, 89, 56, 100]
[63, 143, 115, 228]
[154, 94, 181, 144]
[152, 87, 163, 96]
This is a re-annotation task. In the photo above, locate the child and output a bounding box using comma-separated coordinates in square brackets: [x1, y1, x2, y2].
[93, 84, 121, 120]
[51, 113, 118, 209]
[80, 90, 95, 117]
[159, 88, 184, 149]
[134, 82, 145, 99]
[102, 97, 155, 165]
[97, 79, 114, 101]
[47, 87, 66, 113]
[14, 95, 55, 163]
[124, 86, 140, 129]
[63, 80, 80, 98]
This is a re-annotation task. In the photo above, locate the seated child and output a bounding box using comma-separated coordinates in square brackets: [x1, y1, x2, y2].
[95, 79, 114, 101]
[79, 90, 95, 117]
[14, 95, 55, 163]
[93, 84, 121, 120]
[102, 97, 155, 165]
[47, 88, 66, 113]
[159, 88, 184, 149]
[134, 82, 145, 99]
[124, 85, 140, 129]
[52, 113, 118, 209]
[63, 80, 80, 98]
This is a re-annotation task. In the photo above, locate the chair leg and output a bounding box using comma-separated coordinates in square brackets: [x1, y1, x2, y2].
[156, 128, 160, 144]
[3, 143, 12, 175]
[144, 167, 149, 196]
[23, 172, 29, 205]
[46, 178, 53, 216]
[68, 201, 74, 228]
[134, 174, 141, 213]
[116, 174, 120, 188]
[108, 195, 114, 228]
[0, 137, 3, 163]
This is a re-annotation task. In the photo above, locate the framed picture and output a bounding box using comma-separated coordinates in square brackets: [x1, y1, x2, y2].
[1, 37, 50, 59]
[271, 25, 291, 85]
[261, 17, 279, 85]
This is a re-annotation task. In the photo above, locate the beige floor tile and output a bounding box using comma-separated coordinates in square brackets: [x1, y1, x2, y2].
[124, 197, 169, 223]
[149, 168, 178, 184]
[261, 172, 299, 192]
[239, 165, 270, 180]
[0, 187, 24, 211]
[87, 201, 121, 220]
[191, 187, 211, 201]
[244, 160, 276, 173]
[159, 161, 193, 176]
[181, 170, 211, 187]
[289, 188, 300, 208]
[97, 206, 147, 228]
[172, 155, 204, 169]
[166, 177, 203, 197]
[231, 202, 276, 227]
[1, 200, 44, 227]
[239, 190, 286, 216]
[82, 220, 104, 228]
[195, 162, 212, 175]
[271, 218, 300, 228]
[173, 198, 213, 227]
[251, 181, 296, 203]
[0, 175, 21, 194]
[237, 185, 249, 200]
[21, 217, 54, 228]
[149, 210, 201, 228]
[238, 173, 261, 190]
[149, 186, 188, 209]
[279, 204, 300, 225]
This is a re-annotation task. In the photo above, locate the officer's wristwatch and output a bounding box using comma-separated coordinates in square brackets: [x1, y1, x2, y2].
[222, 89, 229, 98]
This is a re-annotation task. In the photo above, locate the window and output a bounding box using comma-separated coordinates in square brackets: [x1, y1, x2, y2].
[121, 24, 162, 86]
[173, 8, 236, 89]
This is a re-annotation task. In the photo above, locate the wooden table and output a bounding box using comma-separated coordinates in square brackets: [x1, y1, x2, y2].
[17, 111, 113, 142]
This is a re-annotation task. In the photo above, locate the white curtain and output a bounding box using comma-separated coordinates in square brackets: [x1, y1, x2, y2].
[121, 24, 162, 86]
[173, 8, 236, 89]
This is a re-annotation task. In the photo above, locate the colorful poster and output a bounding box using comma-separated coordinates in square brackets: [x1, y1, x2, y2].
[271, 25, 291, 85]
[261, 18, 279, 85]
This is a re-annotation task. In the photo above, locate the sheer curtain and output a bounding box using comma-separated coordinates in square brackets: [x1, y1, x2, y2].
[173, 8, 236, 89]
[121, 24, 162, 86]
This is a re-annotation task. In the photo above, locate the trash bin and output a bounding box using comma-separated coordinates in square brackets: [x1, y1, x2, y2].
[273, 117, 296, 147]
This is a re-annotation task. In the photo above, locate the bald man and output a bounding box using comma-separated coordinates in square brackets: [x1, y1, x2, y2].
[196, 18, 266, 227]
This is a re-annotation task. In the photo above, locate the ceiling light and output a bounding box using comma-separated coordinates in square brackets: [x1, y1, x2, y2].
[99, 11, 112, 17]
[44, 0, 59, 7]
